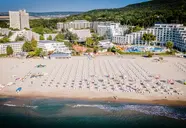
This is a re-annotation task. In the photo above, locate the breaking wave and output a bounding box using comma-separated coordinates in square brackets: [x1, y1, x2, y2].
[4, 103, 17, 107]
[4, 103, 38, 109]
[69, 104, 186, 120]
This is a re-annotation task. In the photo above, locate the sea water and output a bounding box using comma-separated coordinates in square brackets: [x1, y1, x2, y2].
[0, 98, 186, 128]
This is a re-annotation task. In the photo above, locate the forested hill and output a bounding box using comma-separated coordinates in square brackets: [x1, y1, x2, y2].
[1, 0, 186, 29]
[67, 0, 186, 27]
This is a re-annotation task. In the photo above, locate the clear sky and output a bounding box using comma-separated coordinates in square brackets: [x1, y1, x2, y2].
[0, 0, 148, 12]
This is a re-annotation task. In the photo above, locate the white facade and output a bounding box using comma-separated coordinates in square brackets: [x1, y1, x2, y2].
[98, 40, 114, 49]
[113, 24, 186, 52]
[69, 28, 91, 41]
[25, 31, 40, 41]
[0, 28, 11, 36]
[9, 11, 20, 29]
[97, 25, 111, 39]
[57, 20, 117, 32]
[9, 30, 39, 42]
[19, 10, 30, 29]
[9, 10, 30, 30]
[43, 34, 57, 40]
[57, 20, 91, 31]
[38, 40, 71, 54]
[92, 21, 114, 32]
[0, 42, 24, 54]
[97, 23, 128, 39]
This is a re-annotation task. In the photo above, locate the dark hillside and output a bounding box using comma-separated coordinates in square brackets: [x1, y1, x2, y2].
[67, 0, 186, 27]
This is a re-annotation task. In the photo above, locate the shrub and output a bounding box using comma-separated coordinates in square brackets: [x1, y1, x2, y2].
[47, 35, 52, 40]
[40, 35, 45, 40]
[86, 48, 93, 53]
[6, 45, 13, 55]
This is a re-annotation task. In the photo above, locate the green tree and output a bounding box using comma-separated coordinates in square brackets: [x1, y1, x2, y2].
[0, 37, 10, 43]
[22, 41, 32, 52]
[74, 41, 78, 45]
[24, 27, 30, 30]
[86, 48, 93, 53]
[15, 36, 25, 41]
[142, 33, 156, 45]
[92, 33, 101, 45]
[28, 51, 35, 57]
[6, 45, 13, 55]
[32, 27, 45, 35]
[34, 48, 43, 56]
[32, 27, 54, 35]
[40, 35, 45, 40]
[61, 28, 66, 33]
[65, 31, 78, 42]
[166, 41, 174, 50]
[55, 33, 65, 42]
[64, 41, 72, 49]
[86, 37, 94, 47]
[47, 35, 53, 40]
[0, 21, 9, 28]
[129, 26, 143, 33]
[107, 47, 112, 52]
[31, 38, 38, 51]
[111, 46, 117, 53]
[93, 46, 99, 53]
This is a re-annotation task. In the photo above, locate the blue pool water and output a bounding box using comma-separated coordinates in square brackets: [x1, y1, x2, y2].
[126, 46, 164, 53]
[0, 98, 186, 128]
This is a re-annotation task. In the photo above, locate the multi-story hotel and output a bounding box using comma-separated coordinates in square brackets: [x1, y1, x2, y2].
[0, 42, 24, 54]
[57, 20, 91, 31]
[113, 24, 186, 52]
[9, 10, 30, 30]
[97, 23, 128, 39]
[92, 21, 114, 32]
[0, 40, 71, 55]
[38, 40, 71, 54]
[9, 30, 40, 42]
[57, 20, 115, 32]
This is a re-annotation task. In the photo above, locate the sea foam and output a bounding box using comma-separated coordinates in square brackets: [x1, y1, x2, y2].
[69, 104, 186, 120]
[4, 103, 38, 109]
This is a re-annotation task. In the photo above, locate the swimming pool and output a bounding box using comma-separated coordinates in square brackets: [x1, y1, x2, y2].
[126, 46, 164, 53]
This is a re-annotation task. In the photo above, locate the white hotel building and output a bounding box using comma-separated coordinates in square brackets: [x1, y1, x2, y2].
[57, 20, 91, 31]
[57, 20, 115, 32]
[0, 42, 24, 54]
[97, 23, 128, 39]
[92, 21, 114, 32]
[113, 24, 186, 52]
[38, 40, 71, 54]
[9, 10, 30, 30]
[0, 41, 71, 55]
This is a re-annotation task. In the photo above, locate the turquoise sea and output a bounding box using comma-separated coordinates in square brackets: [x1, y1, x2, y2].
[0, 98, 186, 128]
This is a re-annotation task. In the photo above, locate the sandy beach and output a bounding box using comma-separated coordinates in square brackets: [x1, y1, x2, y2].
[0, 56, 186, 106]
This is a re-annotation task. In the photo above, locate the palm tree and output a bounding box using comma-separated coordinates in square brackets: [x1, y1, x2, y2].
[166, 41, 174, 50]
[142, 33, 156, 46]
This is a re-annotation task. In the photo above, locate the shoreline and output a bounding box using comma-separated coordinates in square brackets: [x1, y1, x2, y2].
[1, 94, 186, 107]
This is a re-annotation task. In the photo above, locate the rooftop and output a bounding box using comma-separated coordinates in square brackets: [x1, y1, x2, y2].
[73, 20, 89, 22]
[0, 41, 24, 45]
[39, 40, 63, 44]
[70, 29, 91, 40]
